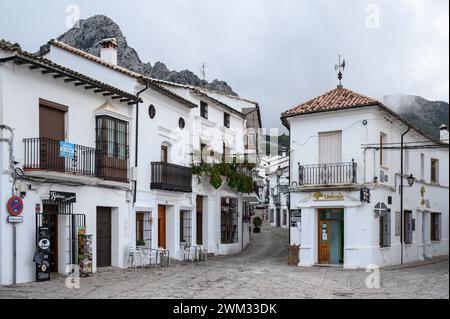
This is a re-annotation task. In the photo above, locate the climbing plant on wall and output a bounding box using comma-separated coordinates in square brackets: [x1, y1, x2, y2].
[191, 162, 255, 193]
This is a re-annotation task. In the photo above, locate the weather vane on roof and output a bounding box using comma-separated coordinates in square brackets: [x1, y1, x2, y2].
[335, 55, 346, 88]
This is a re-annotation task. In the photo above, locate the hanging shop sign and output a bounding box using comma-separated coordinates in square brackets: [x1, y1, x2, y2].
[59, 141, 75, 159]
[313, 192, 344, 201]
[7, 196, 24, 216]
[35, 227, 51, 282]
[360, 187, 371, 203]
[49, 191, 76, 203]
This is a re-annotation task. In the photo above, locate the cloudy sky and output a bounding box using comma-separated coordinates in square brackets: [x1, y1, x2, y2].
[1, 0, 448, 131]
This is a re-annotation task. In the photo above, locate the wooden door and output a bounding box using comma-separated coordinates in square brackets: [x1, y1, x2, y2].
[39, 103, 66, 171]
[96, 207, 112, 267]
[319, 221, 330, 264]
[158, 205, 166, 248]
[161, 145, 168, 163]
[196, 196, 203, 245]
[43, 204, 59, 273]
[276, 208, 281, 227]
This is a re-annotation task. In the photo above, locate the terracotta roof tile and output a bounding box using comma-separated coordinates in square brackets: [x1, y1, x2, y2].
[282, 87, 381, 117]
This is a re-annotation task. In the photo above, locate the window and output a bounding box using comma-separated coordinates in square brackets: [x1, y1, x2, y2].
[200, 142, 207, 163]
[180, 210, 192, 245]
[431, 159, 439, 184]
[96, 116, 128, 160]
[161, 145, 168, 163]
[430, 213, 442, 241]
[404, 211, 413, 244]
[319, 131, 342, 164]
[420, 153, 425, 180]
[136, 212, 152, 248]
[200, 101, 208, 119]
[380, 132, 387, 166]
[395, 212, 401, 236]
[224, 113, 230, 128]
[221, 198, 239, 244]
[404, 149, 409, 174]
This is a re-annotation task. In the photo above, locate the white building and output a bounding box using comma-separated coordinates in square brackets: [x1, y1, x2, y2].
[44, 39, 264, 258]
[282, 86, 449, 268]
[0, 41, 139, 285]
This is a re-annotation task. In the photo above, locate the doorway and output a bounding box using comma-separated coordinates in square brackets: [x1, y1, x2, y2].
[318, 209, 344, 265]
[196, 196, 203, 245]
[42, 204, 59, 273]
[158, 205, 167, 249]
[276, 208, 281, 227]
[96, 207, 112, 267]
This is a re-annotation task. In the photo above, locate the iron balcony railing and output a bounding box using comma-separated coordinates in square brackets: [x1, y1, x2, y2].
[150, 162, 192, 193]
[298, 161, 357, 186]
[23, 137, 129, 183]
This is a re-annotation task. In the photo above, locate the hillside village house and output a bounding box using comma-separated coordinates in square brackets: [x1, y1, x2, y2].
[42, 38, 263, 258]
[0, 38, 262, 284]
[282, 86, 449, 268]
[0, 41, 139, 285]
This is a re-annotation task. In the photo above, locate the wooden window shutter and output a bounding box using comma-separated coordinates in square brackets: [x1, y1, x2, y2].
[385, 212, 391, 247]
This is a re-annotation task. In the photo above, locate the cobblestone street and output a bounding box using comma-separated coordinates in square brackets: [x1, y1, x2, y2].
[1, 223, 448, 299]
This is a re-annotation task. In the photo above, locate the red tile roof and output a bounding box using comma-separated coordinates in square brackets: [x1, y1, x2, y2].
[282, 86, 381, 117]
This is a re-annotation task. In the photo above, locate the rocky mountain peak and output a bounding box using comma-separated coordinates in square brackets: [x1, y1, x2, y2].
[41, 14, 237, 96]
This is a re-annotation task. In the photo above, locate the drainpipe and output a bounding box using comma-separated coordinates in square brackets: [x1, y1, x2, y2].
[133, 80, 149, 204]
[400, 125, 411, 265]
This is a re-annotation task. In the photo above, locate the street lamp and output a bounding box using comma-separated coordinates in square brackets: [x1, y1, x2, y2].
[276, 166, 283, 177]
[407, 174, 416, 187]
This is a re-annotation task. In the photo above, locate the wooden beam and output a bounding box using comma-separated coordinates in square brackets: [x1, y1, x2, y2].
[64, 78, 76, 83]
[94, 89, 105, 93]
[74, 82, 85, 86]
[85, 86, 95, 90]
[29, 65, 40, 70]
[120, 98, 131, 102]
[41, 70, 53, 74]
[111, 96, 122, 100]
[103, 92, 114, 96]
[53, 74, 64, 79]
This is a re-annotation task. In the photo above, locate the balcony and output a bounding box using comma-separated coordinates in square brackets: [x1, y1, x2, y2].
[23, 137, 129, 183]
[150, 162, 192, 193]
[298, 161, 357, 189]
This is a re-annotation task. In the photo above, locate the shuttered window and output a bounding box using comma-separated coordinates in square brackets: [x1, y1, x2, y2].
[430, 213, 442, 241]
[200, 101, 208, 119]
[376, 203, 391, 247]
[404, 211, 413, 244]
[96, 116, 128, 160]
[319, 131, 342, 164]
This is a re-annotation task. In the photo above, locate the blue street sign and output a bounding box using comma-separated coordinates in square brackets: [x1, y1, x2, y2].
[60, 141, 75, 159]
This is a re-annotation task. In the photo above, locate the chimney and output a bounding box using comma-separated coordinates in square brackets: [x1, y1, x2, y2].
[440, 124, 449, 144]
[100, 38, 118, 65]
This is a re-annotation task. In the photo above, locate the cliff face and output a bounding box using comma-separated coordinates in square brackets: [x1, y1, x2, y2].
[40, 15, 237, 96]
[384, 94, 449, 139]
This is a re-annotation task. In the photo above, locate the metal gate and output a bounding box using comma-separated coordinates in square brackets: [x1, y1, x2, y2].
[36, 201, 86, 274]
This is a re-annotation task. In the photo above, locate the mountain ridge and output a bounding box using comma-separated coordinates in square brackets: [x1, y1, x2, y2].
[39, 15, 237, 96]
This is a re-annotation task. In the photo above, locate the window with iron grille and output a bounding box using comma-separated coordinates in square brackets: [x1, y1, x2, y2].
[404, 211, 413, 244]
[180, 210, 192, 245]
[200, 101, 208, 119]
[224, 112, 230, 128]
[136, 212, 152, 248]
[431, 213, 442, 241]
[96, 116, 128, 160]
[221, 198, 238, 244]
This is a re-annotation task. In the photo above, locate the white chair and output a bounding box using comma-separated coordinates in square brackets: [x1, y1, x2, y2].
[127, 245, 144, 269]
[196, 245, 208, 262]
[142, 248, 159, 267]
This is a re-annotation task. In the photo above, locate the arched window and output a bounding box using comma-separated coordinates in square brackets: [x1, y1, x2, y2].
[374, 203, 387, 217]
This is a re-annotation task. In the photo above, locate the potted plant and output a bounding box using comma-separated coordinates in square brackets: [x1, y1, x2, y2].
[253, 217, 262, 233]
[136, 240, 146, 247]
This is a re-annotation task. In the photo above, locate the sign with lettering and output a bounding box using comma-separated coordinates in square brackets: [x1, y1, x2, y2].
[60, 141, 75, 159]
[290, 209, 302, 223]
[7, 216, 24, 224]
[49, 191, 76, 203]
[313, 192, 345, 201]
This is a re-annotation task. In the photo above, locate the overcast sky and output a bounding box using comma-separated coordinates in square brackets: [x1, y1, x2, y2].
[1, 0, 448, 131]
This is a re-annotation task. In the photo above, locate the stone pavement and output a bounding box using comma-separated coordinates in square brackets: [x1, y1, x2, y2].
[0, 224, 448, 299]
